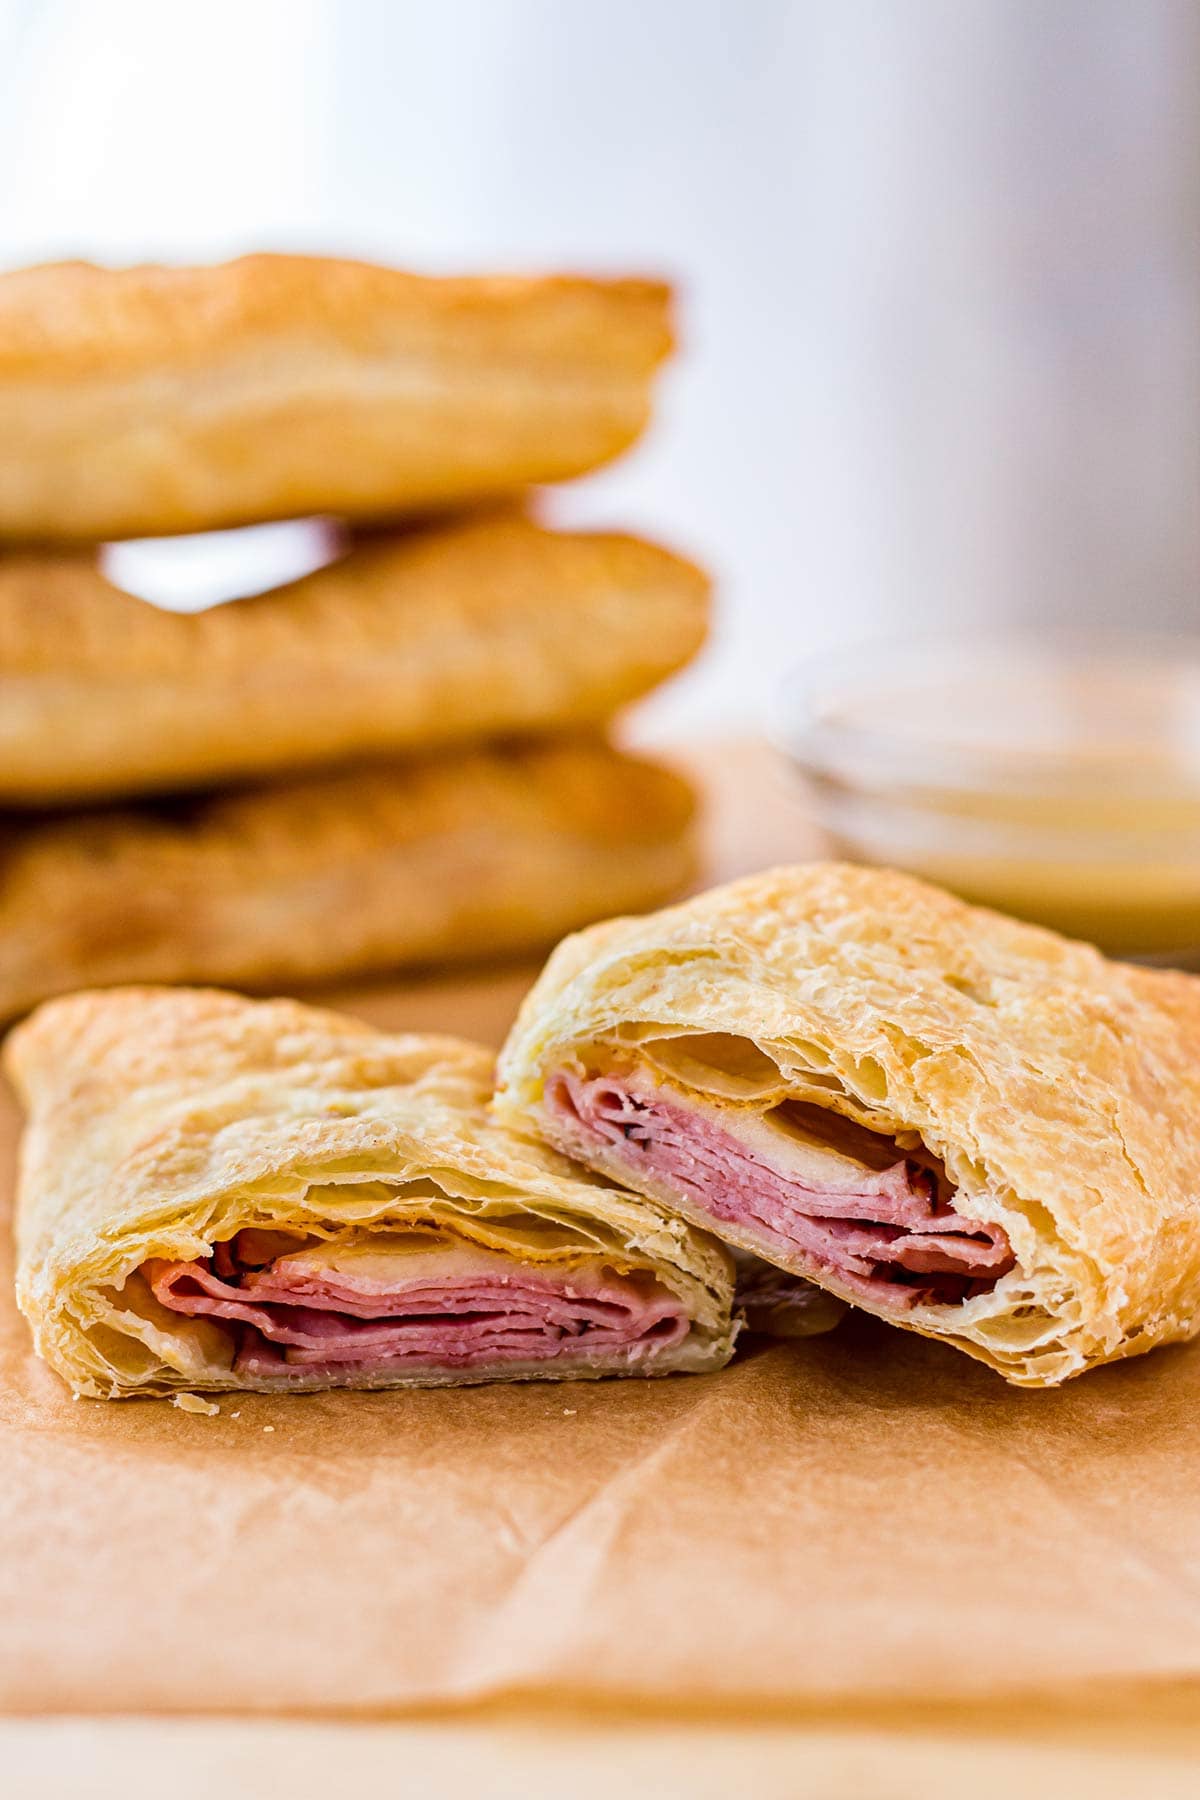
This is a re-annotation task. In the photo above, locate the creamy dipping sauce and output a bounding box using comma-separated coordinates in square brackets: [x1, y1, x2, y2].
[779, 636, 1200, 961]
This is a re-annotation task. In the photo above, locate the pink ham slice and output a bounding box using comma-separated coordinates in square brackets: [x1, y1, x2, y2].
[546, 1070, 1014, 1309]
[144, 1231, 689, 1381]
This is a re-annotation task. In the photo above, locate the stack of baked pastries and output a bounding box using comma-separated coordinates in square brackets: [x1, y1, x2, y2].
[0, 254, 708, 1020]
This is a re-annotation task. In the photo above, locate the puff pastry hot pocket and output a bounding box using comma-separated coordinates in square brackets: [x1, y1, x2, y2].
[5, 989, 735, 1398]
[0, 510, 707, 804]
[496, 862, 1200, 1386]
[0, 255, 673, 541]
[0, 740, 697, 1024]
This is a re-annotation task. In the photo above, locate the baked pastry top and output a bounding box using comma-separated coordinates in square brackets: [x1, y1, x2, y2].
[0, 257, 672, 376]
[496, 861, 1200, 1385]
[0, 255, 673, 539]
[7, 987, 735, 1398]
[0, 510, 708, 802]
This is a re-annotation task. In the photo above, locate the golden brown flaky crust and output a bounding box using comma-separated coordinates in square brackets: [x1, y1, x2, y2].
[0, 510, 708, 803]
[496, 861, 1200, 1386]
[5, 988, 735, 1397]
[0, 739, 698, 1024]
[0, 255, 673, 539]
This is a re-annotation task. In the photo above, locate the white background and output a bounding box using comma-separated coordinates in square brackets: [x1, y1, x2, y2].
[0, 0, 1196, 732]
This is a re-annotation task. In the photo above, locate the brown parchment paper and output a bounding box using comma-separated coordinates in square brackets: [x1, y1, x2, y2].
[4, 745, 1200, 1722]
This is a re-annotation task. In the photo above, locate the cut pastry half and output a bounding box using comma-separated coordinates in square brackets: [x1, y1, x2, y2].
[496, 862, 1200, 1385]
[5, 988, 735, 1398]
[0, 255, 673, 540]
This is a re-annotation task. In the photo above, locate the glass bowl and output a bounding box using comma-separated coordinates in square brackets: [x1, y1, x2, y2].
[774, 633, 1200, 964]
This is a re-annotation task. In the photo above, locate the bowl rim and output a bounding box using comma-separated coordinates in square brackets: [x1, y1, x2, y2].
[772, 628, 1200, 800]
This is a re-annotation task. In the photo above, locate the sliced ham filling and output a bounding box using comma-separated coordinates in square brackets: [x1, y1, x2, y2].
[547, 1069, 1014, 1309]
[142, 1228, 689, 1380]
